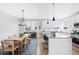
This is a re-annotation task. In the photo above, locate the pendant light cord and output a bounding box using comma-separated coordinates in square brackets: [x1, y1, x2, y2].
[22, 10, 24, 21]
[52, 3, 55, 17]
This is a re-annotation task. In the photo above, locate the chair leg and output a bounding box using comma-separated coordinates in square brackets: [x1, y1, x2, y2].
[2, 51, 4, 55]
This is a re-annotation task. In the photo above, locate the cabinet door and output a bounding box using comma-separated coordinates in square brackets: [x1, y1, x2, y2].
[49, 39, 55, 55]
[49, 38, 72, 55]
[54, 38, 72, 55]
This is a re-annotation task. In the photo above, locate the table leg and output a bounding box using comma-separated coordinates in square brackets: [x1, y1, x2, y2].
[20, 42, 22, 54]
[12, 51, 14, 55]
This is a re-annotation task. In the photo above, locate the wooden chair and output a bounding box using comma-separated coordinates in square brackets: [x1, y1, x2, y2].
[8, 35, 21, 54]
[14, 40, 21, 54]
[21, 37, 31, 52]
[0, 41, 3, 55]
[25, 36, 31, 46]
[1, 40, 18, 55]
[22, 37, 26, 49]
[21, 37, 29, 52]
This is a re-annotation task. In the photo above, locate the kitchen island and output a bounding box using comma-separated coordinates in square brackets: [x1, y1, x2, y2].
[49, 32, 72, 55]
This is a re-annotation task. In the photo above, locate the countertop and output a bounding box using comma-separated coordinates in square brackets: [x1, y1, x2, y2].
[47, 31, 71, 39]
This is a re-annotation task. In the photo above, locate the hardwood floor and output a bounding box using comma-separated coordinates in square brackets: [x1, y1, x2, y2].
[22, 38, 37, 55]
[72, 46, 79, 55]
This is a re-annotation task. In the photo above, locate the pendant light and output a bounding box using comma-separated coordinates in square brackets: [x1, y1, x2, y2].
[46, 5, 50, 24]
[52, 3, 55, 21]
[21, 9, 24, 24]
[19, 10, 25, 36]
[19, 9, 25, 26]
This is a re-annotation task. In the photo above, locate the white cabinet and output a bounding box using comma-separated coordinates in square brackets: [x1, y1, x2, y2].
[49, 37, 72, 55]
[49, 38, 55, 55]
[75, 14, 79, 23]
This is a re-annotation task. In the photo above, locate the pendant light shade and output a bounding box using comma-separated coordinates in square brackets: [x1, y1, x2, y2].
[52, 17, 55, 21]
[52, 3, 55, 21]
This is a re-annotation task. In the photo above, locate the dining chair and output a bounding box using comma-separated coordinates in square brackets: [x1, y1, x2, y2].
[1, 40, 17, 55]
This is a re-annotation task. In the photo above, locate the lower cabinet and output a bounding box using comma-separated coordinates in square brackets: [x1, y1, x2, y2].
[49, 38, 72, 55]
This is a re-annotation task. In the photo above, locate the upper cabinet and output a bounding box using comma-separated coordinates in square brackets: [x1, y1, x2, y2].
[74, 14, 79, 23]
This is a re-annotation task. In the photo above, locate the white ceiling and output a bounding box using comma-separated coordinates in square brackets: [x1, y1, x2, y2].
[0, 3, 79, 20]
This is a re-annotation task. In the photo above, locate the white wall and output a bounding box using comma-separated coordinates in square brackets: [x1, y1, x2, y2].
[0, 11, 19, 40]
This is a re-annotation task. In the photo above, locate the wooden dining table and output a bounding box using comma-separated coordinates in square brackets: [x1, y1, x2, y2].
[0, 34, 31, 55]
